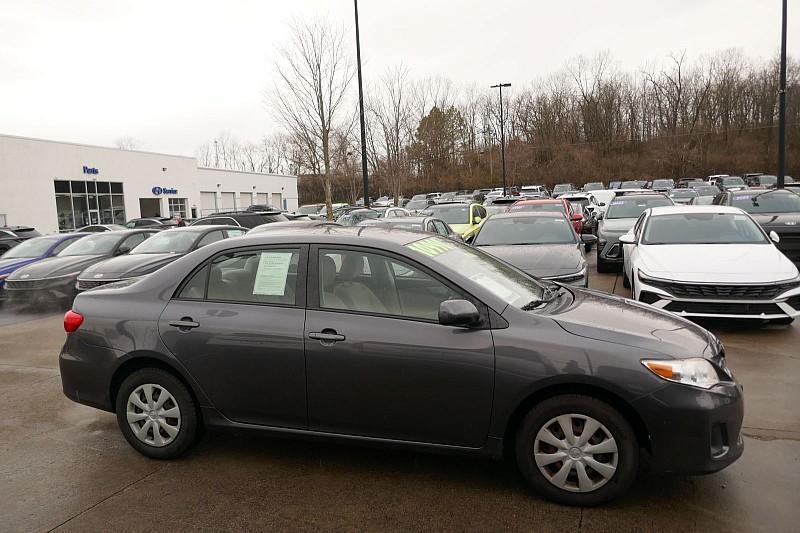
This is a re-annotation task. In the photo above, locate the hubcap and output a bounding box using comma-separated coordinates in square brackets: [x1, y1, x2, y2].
[126, 384, 181, 447]
[533, 414, 618, 493]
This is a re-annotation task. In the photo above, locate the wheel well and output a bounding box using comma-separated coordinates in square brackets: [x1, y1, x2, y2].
[502, 383, 651, 459]
[110, 356, 202, 420]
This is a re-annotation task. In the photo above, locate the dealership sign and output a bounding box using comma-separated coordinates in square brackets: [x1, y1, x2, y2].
[83, 166, 99, 175]
[151, 186, 178, 195]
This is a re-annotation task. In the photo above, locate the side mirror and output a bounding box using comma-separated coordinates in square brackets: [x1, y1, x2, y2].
[769, 230, 780, 244]
[618, 233, 636, 245]
[598, 202, 606, 207]
[115, 246, 131, 256]
[581, 234, 598, 244]
[473, 216, 482, 224]
[439, 299, 480, 327]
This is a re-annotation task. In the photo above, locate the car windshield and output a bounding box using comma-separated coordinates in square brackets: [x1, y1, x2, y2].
[484, 205, 510, 216]
[131, 231, 198, 254]
[620, 181, 644, 188]
[652, 180, 673, 188]
[405, 200, 428, 210]
[509, 202, 564, 213]
[565, 198, 589, 209]
[0, 236, 59, 258]
[643, 213, 767, 245]
[606, 196, 673, 219]
[722, 176, 745, 186]
[405, 236, 544, 307]
[474, 216, 576, 246]
[583, 183, 603, 191]
[732, 190, 800, 213]
[297, 205, 322, 214]
[695, 186, 720, 196]
[669, 190, 697, 198]
[426, 204, 470, 224]
[553, 185, 571, 192]
[58, 233, 120, 256]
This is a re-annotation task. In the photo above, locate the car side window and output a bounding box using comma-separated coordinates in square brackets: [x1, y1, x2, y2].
[433, 220, 449, 236]
[426, 221, 437, 233]
[51, 238, 79, 254]
[633, 213, 646, 237]
[224, 229, 246, 238]
[196, 230, 224, 248]
[318, 249, 461, 321]
[120, 233, 148, 251]
[712, 194, 724, 205]
[477, 206, 487, 218]
[206, 248, 299, 305]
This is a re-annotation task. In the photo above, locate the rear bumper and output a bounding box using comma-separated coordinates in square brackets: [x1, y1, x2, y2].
[59, 333, 119, 412]
[633, 381, 744, 475]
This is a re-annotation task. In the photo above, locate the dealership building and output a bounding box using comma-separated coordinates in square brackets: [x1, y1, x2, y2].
[0, 134, 298, 234]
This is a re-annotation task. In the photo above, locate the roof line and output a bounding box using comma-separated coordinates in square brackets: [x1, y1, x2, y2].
[196, 166, 296, 179]
[0, 132, 195, 160]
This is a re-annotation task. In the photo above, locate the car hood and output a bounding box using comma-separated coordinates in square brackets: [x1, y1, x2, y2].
[7, 255, 108, 280]
[750, 212, 800, 229]
[599, 218, 636, 233]
[639, 244, 798, 282]
[476, 244, 583, 277]
[0, 256, 44, 276]
[552, 288, 719, 358]
[79, 253, 184, 279]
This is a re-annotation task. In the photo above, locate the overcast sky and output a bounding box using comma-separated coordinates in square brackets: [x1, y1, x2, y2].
[1, 0, 796, 156]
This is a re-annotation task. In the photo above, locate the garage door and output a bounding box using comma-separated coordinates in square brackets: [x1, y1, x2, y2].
[257, 193, 269, 206]
[239, 193, 252, 209]
[200, 192, 217, 216]
[272, 193, 283, 210]
[220, 192, 235, 211]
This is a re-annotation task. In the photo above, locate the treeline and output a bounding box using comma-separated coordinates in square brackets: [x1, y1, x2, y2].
[198, 20, 799, 206]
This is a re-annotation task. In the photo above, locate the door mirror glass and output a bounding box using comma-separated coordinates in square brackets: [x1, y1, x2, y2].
[618, 233, 636, 245]
[581, 234, 598, 244]
[769, 230, 781, 243]
[438, 299, 480, 327]
[598, 201, 606, 206]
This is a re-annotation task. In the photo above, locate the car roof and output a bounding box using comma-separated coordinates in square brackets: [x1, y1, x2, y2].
[649, 205, 742, 216]
[487, 211, 565, 220]
[156, 225, 243, 233]
[512, 198, 562, 204]
[234, 224, 427, 248]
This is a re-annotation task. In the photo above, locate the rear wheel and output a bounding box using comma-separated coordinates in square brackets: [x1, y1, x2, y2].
[115, 368, 199, 459]
[515, 394, 638, 506]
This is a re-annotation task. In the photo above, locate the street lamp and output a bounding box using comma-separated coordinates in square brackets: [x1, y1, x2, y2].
[490, 83, 511, 196]
[777, 0, 788, 189]
[353, 0, 370, 207]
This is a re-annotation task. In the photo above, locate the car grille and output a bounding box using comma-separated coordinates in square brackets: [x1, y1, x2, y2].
[787, 295, 800, 310]
[664, 301, 784, 315]
[76, 279, 119, 290]
[4, 279, 51, 290]
[642, 278, 800, 300]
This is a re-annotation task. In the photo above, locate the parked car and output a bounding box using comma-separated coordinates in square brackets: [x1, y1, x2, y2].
[649, 179, 674, 192]
[360, 216, 462, 241]
[190, 211, 288, 228]
[551, 183, 576, 198]
[76, 224, 128, 232]
[245, 204, 278, 212]
[404, 197, 435, 213]
[125, 217, 184, 229]
[0, 233, 89, 302]
[668, 189, 699, 205]
[608, 181, 622, 189]
[620, 206, 800, 323]
[75, 226, 247, 293]
[0, 226, 41, 255]
[560, 193, 601, 246]
[423, 202, 487, 241]
[508, 199, 583, 234]
[520, 185, 550, 198]
[582, 182, 604, 192]
[710, 175, 747, 191]
[677, 178, 705, 189]
[620, 180, 647, 189]
[744, 174, 794, 188]
[295, 204, 325, 215]
[693, 185, 721, 197]
[375, 207, 411, 218]
[596, 193, 674, 272]
[336, 208, 380, 226]
[60, 225, 743, 506]
[712, 188, 800, 264]
[473, 212, 595, 286]
[4, 230, 156, 307]
[689, 196, 715, 206]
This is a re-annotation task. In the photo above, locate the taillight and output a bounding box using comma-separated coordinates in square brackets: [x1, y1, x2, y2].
[64, 310, 84, 333]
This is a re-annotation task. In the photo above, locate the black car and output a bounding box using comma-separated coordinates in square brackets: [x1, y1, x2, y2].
[359, 216, 462, 241]
[60, 226, 742, 506]
[76, 226, 247, 292]
[190, 211, 288, 228]
[125, 217, 184, 229]
[473, 212, 595, 286]
[0, 226, 41, 254]
[5, 230, 156, 306]
[713, 188, 800, 264]
[245, 204, 278, 212]
[649, 179, 675, 192]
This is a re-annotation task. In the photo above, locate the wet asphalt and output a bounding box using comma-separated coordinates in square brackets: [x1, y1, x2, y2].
[0, 258, 798, 532]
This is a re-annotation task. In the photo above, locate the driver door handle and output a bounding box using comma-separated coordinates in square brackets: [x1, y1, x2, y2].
[308, 331, 345, 342]
[169, 318, 200, 330]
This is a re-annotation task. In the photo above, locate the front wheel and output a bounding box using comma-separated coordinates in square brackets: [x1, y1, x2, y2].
[115, 368, 199, 459]
[515, 394, 638, 506]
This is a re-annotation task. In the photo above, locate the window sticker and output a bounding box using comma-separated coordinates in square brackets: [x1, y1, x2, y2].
[406, 237, 455, 257]
[252, 251, 293, 295]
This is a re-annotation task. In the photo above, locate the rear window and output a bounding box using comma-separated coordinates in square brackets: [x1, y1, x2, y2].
[606, 196, 673, 219]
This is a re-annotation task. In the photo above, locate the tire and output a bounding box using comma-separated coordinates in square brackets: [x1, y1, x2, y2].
[115, 368, 199, 459]
[515, 394, 638, 507]
[596, 252, 614, 274]
[622, 271, 630, 289]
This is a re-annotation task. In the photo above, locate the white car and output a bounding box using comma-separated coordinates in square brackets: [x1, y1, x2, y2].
[620, 205, 800, 323]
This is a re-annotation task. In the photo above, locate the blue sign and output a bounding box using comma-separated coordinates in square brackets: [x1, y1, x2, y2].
[83, 166, 99, 175]
[152, 186, 178, 195]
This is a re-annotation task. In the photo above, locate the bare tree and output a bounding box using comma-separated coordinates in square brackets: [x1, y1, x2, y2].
[114, 136, 140, 150]
[268, 17, 355, 219]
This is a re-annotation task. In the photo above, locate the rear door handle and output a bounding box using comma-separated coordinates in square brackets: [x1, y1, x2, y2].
[169, 318, 200, 330]
[308, 331, 345, 343]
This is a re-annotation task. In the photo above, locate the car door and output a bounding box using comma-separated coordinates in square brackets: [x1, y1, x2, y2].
[623, 213, 647, 284]
[158, 245, 308, 428]
[304, 246, 495, 447]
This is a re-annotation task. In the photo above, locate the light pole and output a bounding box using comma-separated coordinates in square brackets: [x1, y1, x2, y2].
[777, 0, 788, 189]
[490, 83, 511, 196]
[354, 0, 370, 207]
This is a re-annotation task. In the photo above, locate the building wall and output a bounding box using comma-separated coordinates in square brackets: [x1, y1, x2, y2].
[0, 134, 298, 233]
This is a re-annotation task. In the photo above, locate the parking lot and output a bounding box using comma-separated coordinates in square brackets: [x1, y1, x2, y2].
[0, 254, 796, 532]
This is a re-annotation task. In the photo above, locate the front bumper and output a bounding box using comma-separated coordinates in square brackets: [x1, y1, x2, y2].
[4, 276, 78, 306]
[633, 380, 744, 475]
[637, 275, 800, 320]
[597, 235, 624, 262]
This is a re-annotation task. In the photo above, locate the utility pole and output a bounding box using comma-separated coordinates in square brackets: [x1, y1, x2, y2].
[354, 0, 370, 207]
[490, 83, 511, 196]
[777, 0, 788, 188]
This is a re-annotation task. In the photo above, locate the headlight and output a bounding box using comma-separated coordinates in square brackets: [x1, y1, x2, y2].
[641, 358, 721, 389]
[0, 274, 8, 281]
